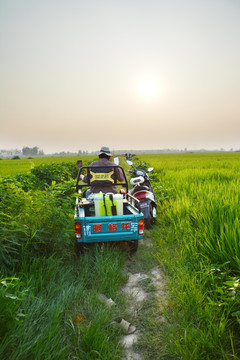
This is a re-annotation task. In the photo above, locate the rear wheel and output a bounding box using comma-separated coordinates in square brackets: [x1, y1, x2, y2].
[143, 201, 154, 229]
[75, 241, 85, 256]
[128, 239, 138, 254]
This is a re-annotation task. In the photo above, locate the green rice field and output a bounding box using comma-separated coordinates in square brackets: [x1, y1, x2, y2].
[0, 155, 96, 177]
[1, 152, 240, 359]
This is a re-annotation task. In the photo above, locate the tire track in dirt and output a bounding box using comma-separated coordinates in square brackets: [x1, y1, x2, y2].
[120, 241, 167, 360]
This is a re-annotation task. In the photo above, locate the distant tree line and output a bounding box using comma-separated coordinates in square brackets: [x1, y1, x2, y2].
[22, 147, 44, 156]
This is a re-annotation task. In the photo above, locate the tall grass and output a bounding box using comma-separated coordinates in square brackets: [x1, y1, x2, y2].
[0, 249, 126, 359]
[0, 161, 129, 359]
[140, 152, 240, 358]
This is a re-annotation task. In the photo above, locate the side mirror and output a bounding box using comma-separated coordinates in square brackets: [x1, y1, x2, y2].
[148, 167, 154, 172]
[126, 160, 133, 166]
[113, 157, 119, 165]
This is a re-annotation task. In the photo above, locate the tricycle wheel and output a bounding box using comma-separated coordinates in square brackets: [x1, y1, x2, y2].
[75, 241, 85, 256]
[144, 201, 154, 229]
[128, 240, 138, 254]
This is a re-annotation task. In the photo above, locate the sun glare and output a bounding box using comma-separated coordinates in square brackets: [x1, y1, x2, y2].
[139, 77, 159, 99]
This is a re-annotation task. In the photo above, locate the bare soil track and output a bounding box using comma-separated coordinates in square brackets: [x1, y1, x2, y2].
[120, 240, 167, 360]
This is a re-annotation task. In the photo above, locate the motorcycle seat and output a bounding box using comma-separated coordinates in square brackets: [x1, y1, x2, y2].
[132, 185, 149, 193]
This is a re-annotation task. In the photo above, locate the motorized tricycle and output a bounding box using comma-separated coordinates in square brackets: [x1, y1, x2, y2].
[74, 161, 144, 254]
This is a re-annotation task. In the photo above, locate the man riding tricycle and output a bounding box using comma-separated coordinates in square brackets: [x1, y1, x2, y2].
[74, 146, 144, 254]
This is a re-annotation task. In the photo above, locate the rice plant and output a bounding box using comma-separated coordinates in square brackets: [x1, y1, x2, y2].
[144, 152, 240, 358]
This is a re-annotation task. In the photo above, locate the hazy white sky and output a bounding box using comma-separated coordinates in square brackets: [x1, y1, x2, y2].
[1, 0, 240, 153]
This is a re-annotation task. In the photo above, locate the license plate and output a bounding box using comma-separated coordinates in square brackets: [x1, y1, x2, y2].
[140, 201, 148, 209]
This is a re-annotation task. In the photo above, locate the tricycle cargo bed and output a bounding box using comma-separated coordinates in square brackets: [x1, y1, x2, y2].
[75, 199, 144, 244]
[75, 214, 143, 243]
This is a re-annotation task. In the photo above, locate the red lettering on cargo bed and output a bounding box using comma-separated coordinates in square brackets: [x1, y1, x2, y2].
[93, 224, 102, 232]
[108, 223, 117, 232]
[121, 222, 131, 231]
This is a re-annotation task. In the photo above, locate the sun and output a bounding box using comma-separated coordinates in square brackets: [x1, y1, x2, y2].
[139, 77, 159, 99]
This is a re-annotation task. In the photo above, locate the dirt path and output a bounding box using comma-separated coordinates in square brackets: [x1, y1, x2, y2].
[120, 240, 167, 360]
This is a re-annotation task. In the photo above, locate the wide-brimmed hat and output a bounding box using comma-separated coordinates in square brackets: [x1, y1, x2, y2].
[97, 146, 112, 157]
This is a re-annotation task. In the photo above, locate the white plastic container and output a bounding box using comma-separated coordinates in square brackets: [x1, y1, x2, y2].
[94, 193, 104, 217]
[113, 194, 123, 215]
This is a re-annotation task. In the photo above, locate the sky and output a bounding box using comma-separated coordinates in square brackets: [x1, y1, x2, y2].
[1, 0, 240, 154]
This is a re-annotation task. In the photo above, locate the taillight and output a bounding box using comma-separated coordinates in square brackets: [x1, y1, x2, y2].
[75, 222, 82, 239]
[138, 219, 144, 235]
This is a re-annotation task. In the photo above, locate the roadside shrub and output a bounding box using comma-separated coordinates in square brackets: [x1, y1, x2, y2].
[30, 162, 78, 188]
[0, 181, 27, 271]
[133, 159, 149, 171]
[63, 162, 79, 179]
[0, 277, 29, 339]
[13, 173, 38, 191]
[47, 180, 76, 207]
[30, 163, 69, 187]
[0, 162, 78, 193]
[11, 156, 20, 160]
[0, 177, 74, 274]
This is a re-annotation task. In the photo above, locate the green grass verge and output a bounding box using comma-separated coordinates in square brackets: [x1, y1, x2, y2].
[0, 246, 128, 360]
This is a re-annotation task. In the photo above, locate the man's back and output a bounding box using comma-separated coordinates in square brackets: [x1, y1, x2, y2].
[86, 157, 124, 194]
